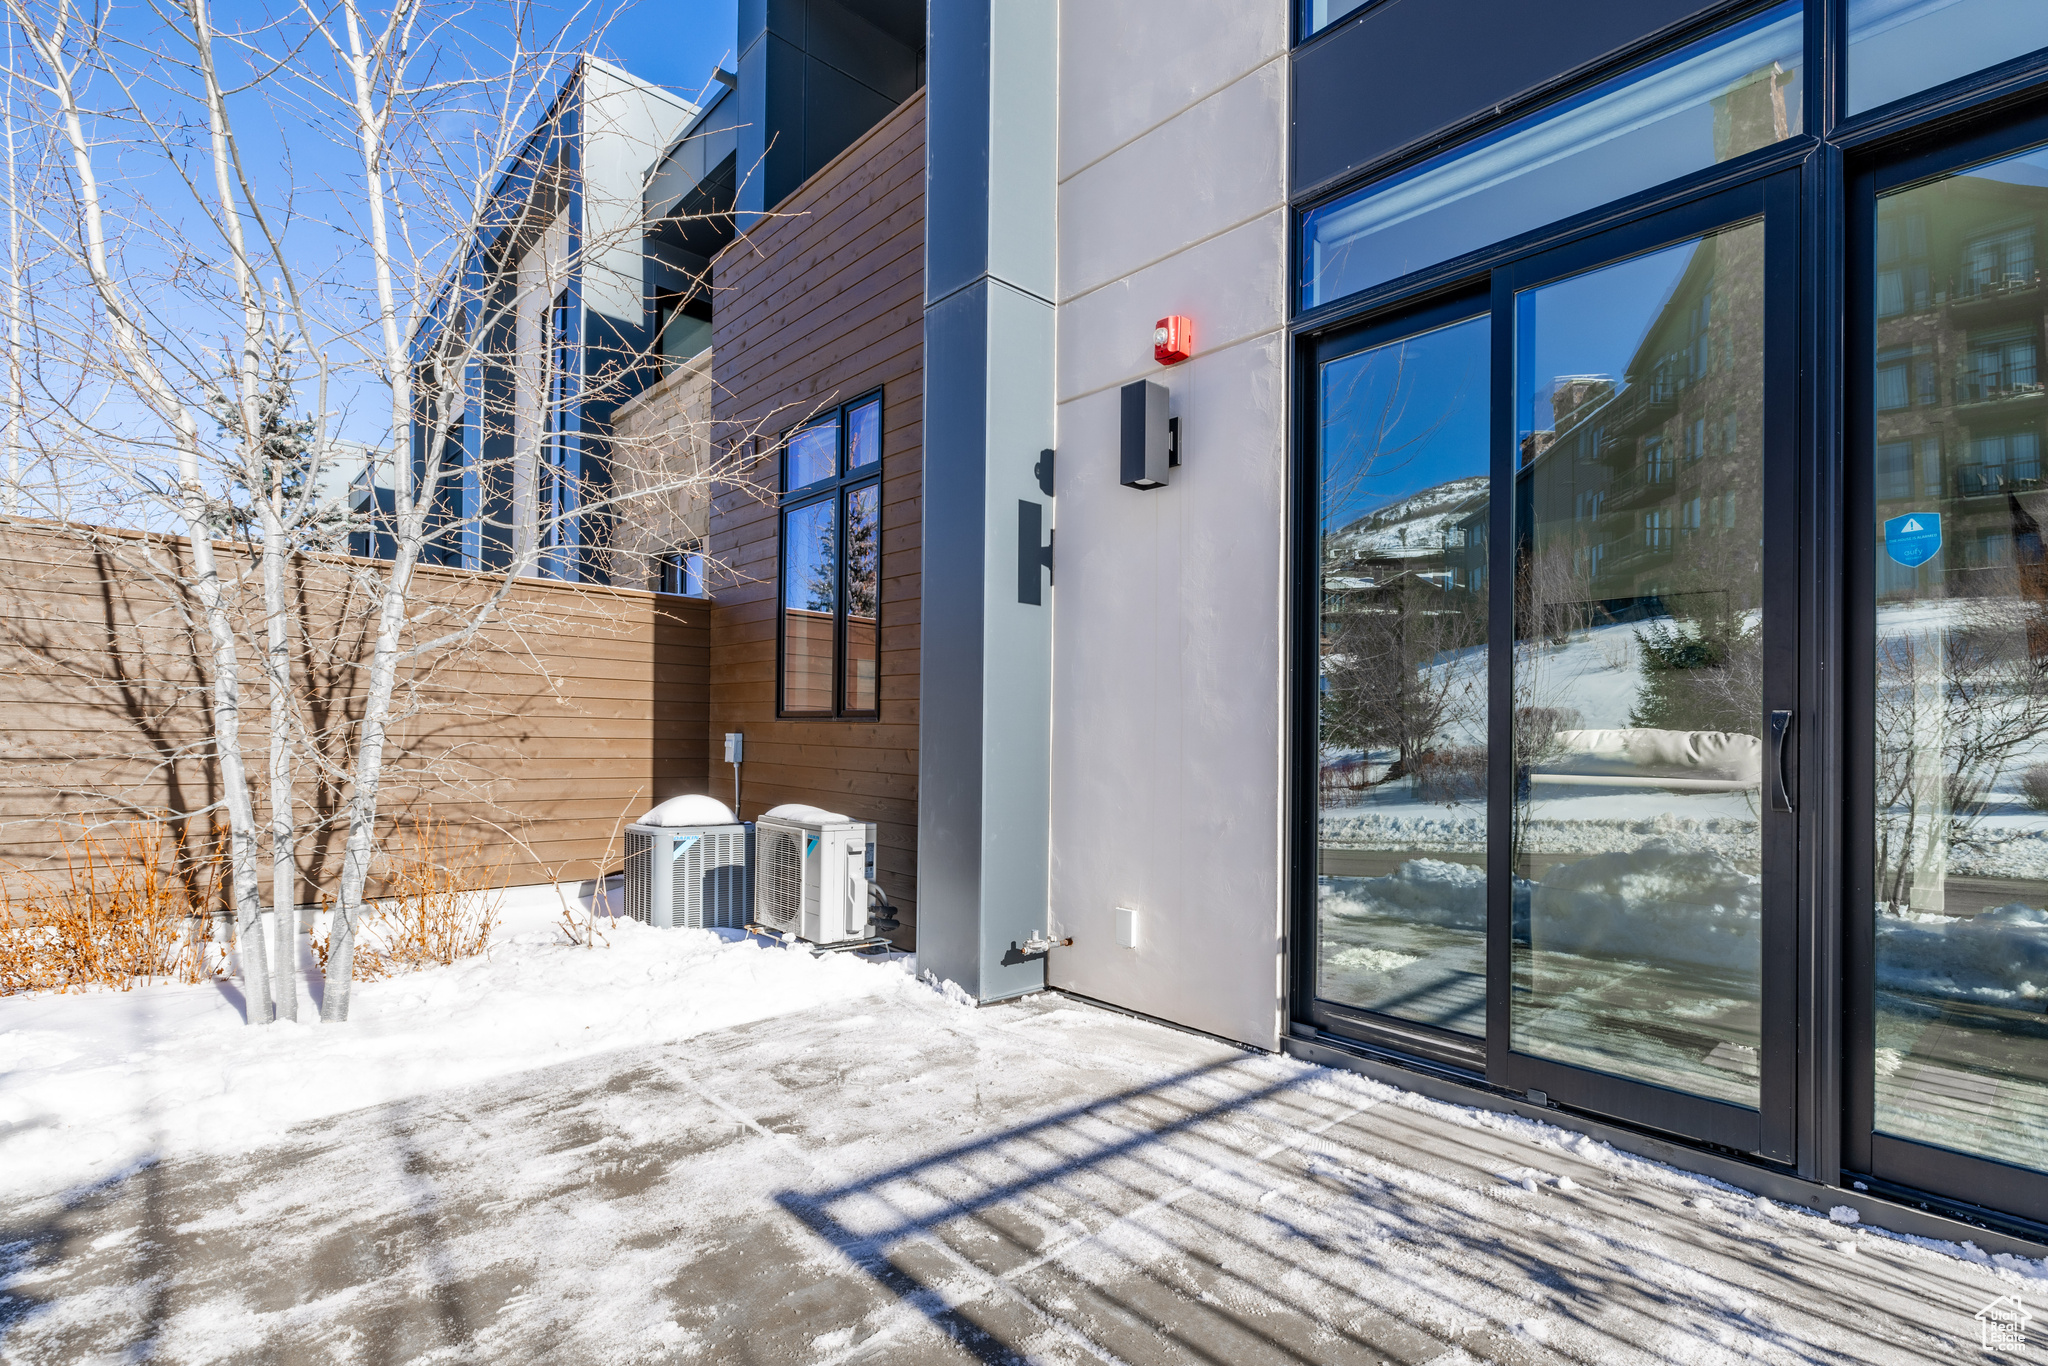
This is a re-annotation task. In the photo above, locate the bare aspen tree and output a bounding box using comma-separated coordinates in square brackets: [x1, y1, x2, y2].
[0, 0, 795, 1026]
[3, 23, 21, 517]
[4, 0, 278, 1024]
[281, 16, 798, 1020]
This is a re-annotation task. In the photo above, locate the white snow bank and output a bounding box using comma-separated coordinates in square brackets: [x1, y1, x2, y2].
[0, 903, 935, 1203]
[1942, 828, 2048, 882]
[1878, 902, 2048, 1007]
[1322, 849, 1761, 975]
[1324, 851, 2048, 1004]
[636, 793, 738, 826]
[1327, 805, 2048, 884]
[1320, 810, 1764, 862]
[762, 802, 851, 824]
[1545, 727, 1761, 784]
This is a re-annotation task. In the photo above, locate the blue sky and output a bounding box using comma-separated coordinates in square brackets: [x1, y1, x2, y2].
[222, 0, 734, 437]
[1316, 238, 1694, 532]
[11, 0, 745, 516]
[1522, 240, 1693, 438]
[1319, 316, 1489, 531]
[593, 0, 737, 100]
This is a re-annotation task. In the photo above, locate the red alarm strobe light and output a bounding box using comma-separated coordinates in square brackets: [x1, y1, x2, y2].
[1153, 315, 1193, 365]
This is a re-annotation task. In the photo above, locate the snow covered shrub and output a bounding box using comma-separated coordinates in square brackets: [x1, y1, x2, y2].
[0, 821, 211, 994]
[2023, 765, 2048, 814]
[1411, 746, 1486, 804]
[314, 821, 502, 982]
[1319, 752, 1374, 803]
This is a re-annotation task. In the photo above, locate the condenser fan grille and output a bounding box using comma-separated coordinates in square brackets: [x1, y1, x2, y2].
[758, 826, 804, 931]
[624, 830, 653, 924]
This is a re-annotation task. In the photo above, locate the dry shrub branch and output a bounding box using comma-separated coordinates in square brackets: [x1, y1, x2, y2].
[0, 820, 216, 994]
[315, 821, 502, 982]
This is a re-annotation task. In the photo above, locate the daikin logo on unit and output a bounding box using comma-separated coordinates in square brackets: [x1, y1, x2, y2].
[1885, 512, 1942, 568]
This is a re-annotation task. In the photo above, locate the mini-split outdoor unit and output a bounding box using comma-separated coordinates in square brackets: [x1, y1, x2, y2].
[623, 795, 752, 930]
[753, 804, 877, 946]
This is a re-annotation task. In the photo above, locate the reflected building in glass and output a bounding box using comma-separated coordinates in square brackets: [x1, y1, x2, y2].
[1872, 147, 2048, 1171]
[1511, 219, 1770, 1109]
[1315, 316, 1492, 1042]
[1259, 0, 2048, 1232]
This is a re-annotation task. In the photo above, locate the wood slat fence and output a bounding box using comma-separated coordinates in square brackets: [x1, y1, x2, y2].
[0, 518, 709, 907]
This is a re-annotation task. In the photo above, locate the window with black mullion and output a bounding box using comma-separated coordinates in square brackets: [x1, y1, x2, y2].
[779, 391, 883, 717]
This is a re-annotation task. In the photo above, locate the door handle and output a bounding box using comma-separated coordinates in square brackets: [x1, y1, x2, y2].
[1768, 709, 1794, 813]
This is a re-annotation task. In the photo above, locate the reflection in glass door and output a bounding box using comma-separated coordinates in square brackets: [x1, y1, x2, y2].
[1869, 142, 2048, 1178]
[1511, 221, 1775, 1115]
[1315, 314, 1491, 1043]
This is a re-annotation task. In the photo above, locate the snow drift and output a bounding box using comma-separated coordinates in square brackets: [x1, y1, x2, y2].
[1325, 851, 2048, 1006]
[1321, 848, 1761, 977]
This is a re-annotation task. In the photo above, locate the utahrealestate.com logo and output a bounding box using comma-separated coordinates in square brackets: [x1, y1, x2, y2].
[1974, 1294, 2031, 1352]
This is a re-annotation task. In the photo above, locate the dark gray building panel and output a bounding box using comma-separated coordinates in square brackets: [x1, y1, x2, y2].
[804, 59, 904, 179]
[807, 0, 922, 101]
[924, 0, 991, 304]
[919, 0, 1056, 1002]
[1292, 0, 1735, 199]
[736, 0, 925, 224]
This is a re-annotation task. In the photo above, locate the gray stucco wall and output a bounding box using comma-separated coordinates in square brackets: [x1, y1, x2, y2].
[1046, 0, 1291, 1049]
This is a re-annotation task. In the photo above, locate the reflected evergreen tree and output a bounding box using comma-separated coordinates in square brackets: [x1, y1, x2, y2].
[1629, 617, 1762, 736]
[845, 491, 877, 619]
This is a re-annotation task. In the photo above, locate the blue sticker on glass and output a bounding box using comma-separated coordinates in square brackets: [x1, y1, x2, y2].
[1884, 512, 1941, 568]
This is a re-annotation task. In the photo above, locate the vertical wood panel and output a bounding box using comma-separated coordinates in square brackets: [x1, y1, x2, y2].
[709, 90, 926, 940]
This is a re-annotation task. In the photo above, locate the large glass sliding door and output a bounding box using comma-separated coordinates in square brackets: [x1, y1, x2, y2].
[1496, 186, 1800, 1159]
[1304, 181, 1801, 1157]
[1295, 0, 2048, 1233]
[1853, 123, 2048, 1219]
[1506, 220, 1778, 1127]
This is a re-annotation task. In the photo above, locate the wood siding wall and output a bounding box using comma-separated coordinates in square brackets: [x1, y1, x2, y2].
[708, 88, 924, 939]
[0, 520, 709, 898]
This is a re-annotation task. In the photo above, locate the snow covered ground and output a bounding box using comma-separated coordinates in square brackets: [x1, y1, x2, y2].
[0, 898, 930, 1206]
[4, 905, 2048, 1363]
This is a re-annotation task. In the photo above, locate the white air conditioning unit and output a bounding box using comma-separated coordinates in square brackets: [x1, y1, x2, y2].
[753, 804, 876, 946]
[624, 795, 751, 930]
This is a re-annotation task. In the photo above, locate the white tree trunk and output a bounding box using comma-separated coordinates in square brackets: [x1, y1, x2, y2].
[262, 517, 298, 1021]
[321, 542, 416, 1021]
[206, 564, 273, 1027]
[3, 23, 21, 517]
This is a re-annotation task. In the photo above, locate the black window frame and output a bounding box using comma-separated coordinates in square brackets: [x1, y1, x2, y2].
[1845, 96, 2048, 1232]
[1287, 0, 2048, 1243]
[540, 286, 578, 579]
[776, 389, 884, 719]
[1292, 170, 1804, 1158]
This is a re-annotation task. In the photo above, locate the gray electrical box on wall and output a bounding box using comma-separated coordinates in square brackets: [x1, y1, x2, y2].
[1119, 379, 1178, 489]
